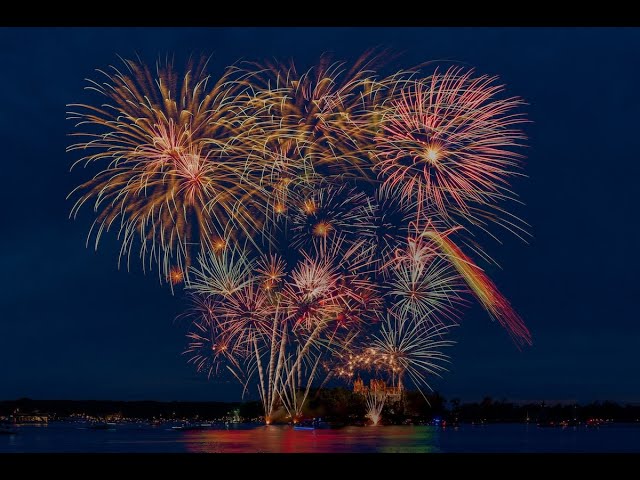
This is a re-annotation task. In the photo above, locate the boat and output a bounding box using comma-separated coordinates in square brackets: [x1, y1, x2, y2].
[293, 420, 316, 431]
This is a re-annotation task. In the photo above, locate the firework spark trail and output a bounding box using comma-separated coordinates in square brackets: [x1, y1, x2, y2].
[265, 309, 289, 423]
[251, 307, 291, 424]
[365, 387, 387, 426]
[272, 240, 374, 418]
[184, 293, 291, 422]
[279, 347, 313, 421]
[421, 228, 532, 345]
[278, 317, 354, 421]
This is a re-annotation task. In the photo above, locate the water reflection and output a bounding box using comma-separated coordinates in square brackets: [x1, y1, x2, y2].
[184, 426, 440, 453]
[2, 423, 638, 452]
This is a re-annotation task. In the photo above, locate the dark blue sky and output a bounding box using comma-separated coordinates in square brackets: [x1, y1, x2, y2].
[1, 27, 639, 403]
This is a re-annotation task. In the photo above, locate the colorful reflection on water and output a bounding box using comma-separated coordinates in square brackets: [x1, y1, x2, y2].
[2, 423, 639, 452]
[184, 426, 439, 453]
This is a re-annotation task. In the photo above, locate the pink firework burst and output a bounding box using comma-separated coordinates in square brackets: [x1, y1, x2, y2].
[215, 284, 277, 355]
[183, 295, 235, 378]
[375, 67, 527, 221]
[282, 253, 343, 330]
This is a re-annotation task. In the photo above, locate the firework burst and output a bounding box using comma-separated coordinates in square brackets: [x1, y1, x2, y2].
[374, 67, 526, 223]
[188, 245, 254, 297]
[290, 185, 375, 252]
[214, 284, 277, 356]
[386, 235, 466, 325]
[371, 312, 455, 396]
[168, 265, 185, 286]
[239, 52, 391, 183]
[184, 295, 236, 378]
[256, 253, 287, 291]
[281, 250, 344, 331]
[69, 54, 532, 423]
[67, 57, 269, 283]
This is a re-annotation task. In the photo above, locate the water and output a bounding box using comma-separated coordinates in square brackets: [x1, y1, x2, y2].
[1, 423, 639, 453]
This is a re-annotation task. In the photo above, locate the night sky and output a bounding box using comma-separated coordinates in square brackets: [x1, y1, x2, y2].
[1, 27, 638, 403]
